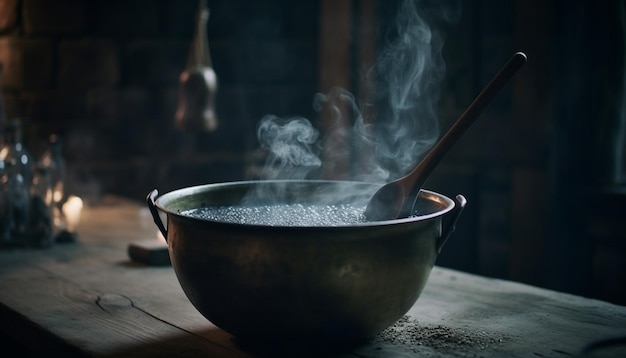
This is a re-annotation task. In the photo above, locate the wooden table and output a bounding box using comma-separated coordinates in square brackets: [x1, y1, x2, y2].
[1, 196, 625, 357]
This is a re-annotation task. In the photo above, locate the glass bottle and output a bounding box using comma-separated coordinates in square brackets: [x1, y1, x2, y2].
[1, 119, 33, 187]
[0, 158, 13, 246]
[0, 119, 33, 243]
[0, 65, 12, 246]
[28, 165, 54, 248]
[39, 134, 66, 233]
[0, 63, 6, 126]
[6, 159, 29, 244]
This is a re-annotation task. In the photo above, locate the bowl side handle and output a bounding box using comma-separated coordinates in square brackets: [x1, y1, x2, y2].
[437, 194, 467, 254]
[147, 189, 168, 242]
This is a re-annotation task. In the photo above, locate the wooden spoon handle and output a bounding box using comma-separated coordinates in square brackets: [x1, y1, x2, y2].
[401, 52, 527, 214]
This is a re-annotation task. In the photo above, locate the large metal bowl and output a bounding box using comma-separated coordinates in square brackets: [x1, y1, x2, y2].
[147, 180, 466, 343]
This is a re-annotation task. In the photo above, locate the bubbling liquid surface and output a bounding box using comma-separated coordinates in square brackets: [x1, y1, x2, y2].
[180, 203, 368, 227]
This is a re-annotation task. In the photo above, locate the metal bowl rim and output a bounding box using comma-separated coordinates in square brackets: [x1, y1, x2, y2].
[154, 179, 456, 229]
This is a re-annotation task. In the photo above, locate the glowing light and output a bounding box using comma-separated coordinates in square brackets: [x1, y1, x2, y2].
[62, 196, 83, 231]
[53, 186, 63, 203]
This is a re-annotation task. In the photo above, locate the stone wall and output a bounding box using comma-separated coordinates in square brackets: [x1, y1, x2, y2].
[0, 0, 319, 201]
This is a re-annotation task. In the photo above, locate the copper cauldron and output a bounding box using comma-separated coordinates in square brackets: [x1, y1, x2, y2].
[147, 180, 466, 343]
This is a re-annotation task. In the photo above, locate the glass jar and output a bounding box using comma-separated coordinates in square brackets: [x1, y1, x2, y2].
[0, 158, 13, 246]
[28, 165, 54, 248]
[39, 134, 66, 233]
[1, 119, 33, 188]
[0, 120, 32, 243]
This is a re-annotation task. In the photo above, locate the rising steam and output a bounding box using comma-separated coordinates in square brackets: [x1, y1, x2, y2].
[248, 0, 458, 203]
[365, 0, 450, 181]
[256, 115, 321, 180]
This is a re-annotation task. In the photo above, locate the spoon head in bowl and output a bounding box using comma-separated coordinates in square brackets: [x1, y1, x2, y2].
[363, 181, 408, 222]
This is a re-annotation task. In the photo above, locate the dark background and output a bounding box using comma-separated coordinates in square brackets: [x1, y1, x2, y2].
[0, 0, 624, 305]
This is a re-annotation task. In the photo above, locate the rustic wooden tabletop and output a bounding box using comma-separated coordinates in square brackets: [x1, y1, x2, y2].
[0, 196, 625, 357]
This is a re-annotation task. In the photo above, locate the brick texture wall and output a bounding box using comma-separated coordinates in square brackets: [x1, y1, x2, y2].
[0, 0, 319, 201]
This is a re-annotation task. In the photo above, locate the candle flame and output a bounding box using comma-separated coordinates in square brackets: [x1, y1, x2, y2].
[62, 195, 83, 231]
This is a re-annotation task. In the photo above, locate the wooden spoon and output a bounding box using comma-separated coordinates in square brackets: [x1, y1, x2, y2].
[363, 52, 527, 221]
